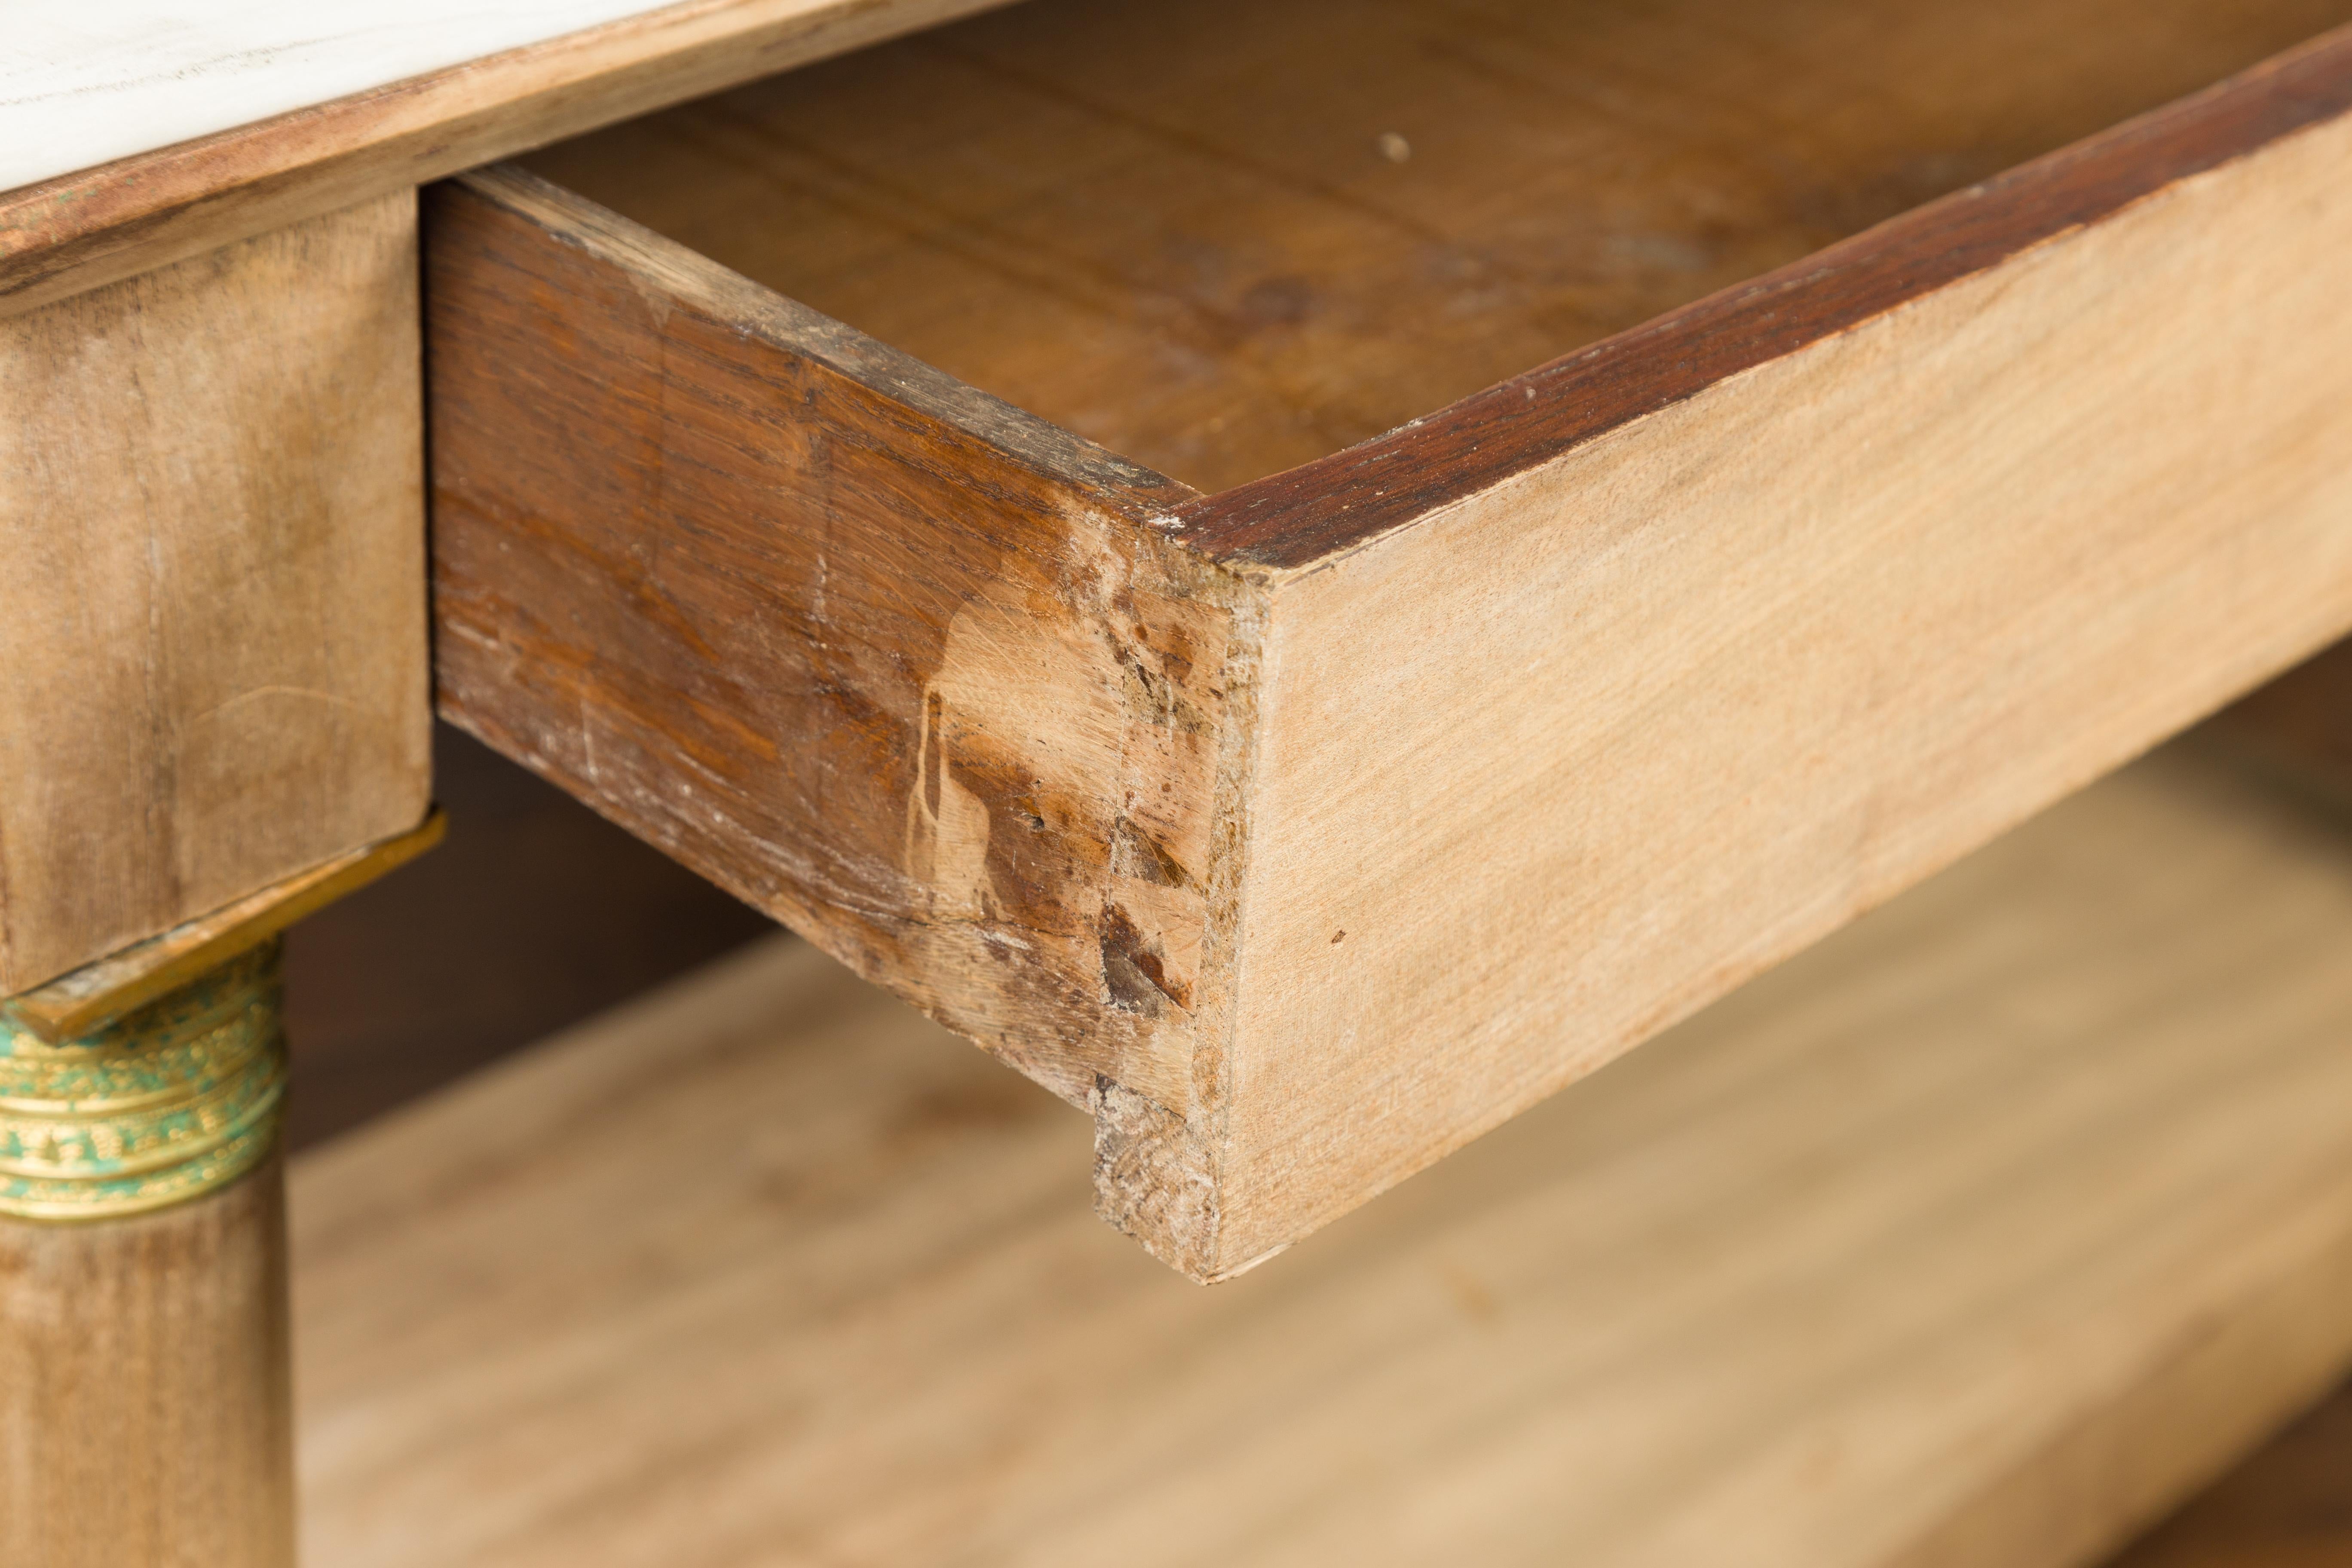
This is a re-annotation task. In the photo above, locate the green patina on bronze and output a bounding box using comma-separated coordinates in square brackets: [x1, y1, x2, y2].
[0, 939, 286, 1221]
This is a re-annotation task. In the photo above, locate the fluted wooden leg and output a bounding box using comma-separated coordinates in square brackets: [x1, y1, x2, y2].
[0, 942, 294, 1568]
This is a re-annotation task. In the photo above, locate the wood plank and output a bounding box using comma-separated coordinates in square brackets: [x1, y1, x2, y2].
[427, 167, 1224, 1115]
[0, 0, 1017, 319]
[523, 0, 2352, 495]
[0, 190, 432, 994]
[1174, 21, 2352, 566]
[291, 747, 2352, 1568]
[1195, 40, 2352, 1268]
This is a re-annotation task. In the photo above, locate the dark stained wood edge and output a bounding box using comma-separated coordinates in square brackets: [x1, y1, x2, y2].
[1174, 22, 2352, 571]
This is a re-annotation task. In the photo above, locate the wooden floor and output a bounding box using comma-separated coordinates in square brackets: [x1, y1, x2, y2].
[287, 743, 2352, 1568]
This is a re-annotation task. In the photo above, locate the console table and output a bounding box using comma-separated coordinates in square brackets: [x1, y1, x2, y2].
[9, 2, 2352, 1560]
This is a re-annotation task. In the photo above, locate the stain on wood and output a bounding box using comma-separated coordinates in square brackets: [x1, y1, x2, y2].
[430, 4, 2352, 1278]
[429, 169, 1255, 1154]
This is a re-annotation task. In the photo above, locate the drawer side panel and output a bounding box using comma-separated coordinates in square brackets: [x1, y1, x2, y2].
[426, 168, 1251, 1121]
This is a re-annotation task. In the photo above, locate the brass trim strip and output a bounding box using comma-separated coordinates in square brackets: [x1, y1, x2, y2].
[2, 807, 443, 1043]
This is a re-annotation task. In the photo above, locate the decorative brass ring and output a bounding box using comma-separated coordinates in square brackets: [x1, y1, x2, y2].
[0, 940, 286, 1222]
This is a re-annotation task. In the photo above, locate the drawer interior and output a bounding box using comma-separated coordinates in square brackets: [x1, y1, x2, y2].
[520, 0, 2352, 493]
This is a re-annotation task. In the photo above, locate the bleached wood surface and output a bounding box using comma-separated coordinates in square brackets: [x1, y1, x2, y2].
[0, 0, 1010, 315]
[0, 2, 672, 192]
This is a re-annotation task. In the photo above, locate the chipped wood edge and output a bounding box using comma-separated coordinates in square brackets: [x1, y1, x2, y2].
[420, 22, 2352, 1281]
[430, 169, 1274, 1278]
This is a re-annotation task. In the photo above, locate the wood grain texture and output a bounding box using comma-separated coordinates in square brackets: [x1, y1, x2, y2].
[429, 168, 1239, 1120]
[3, 811, 446, 1045]
[5, 0, 710, 191]
[0, 0, 1017, 320]
[1176, 20, 2352, 565]
[1205, 86, 2352, 1267]
[0, 190, 432, 995]
[450, 9, 2352, 1273]
[522, 0, 2352, 499]
[291, 748, 2352, 1568]
[3, 1161, 293, 1568]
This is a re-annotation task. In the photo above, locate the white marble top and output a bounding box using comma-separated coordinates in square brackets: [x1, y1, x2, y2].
[0, 0, 678, 193]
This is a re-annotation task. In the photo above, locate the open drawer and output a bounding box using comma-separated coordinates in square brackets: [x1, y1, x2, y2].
[423, 0, 2352, 1279]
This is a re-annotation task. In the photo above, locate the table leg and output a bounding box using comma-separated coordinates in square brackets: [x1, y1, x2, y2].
[0, 940, 293, 1565]
[0, 171, 429, 1568]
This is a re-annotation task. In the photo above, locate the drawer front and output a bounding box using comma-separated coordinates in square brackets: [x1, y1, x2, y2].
[426, 21, 2352, 1278]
